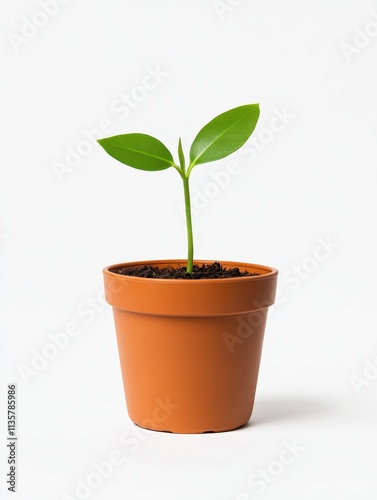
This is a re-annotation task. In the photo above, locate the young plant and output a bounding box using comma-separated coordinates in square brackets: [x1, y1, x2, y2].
[97, 104, 260, 273]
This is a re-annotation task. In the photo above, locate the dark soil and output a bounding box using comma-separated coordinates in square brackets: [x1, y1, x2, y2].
[111, 261, 259, 280]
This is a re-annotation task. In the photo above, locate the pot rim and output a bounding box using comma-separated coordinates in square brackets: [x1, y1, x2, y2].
[103, 259, 278, 284]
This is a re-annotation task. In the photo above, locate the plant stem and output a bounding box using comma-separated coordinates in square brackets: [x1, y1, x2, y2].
[182, 175, 194, 273]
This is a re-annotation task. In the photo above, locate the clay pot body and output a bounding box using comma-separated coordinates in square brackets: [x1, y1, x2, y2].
[103, 260, 278, 433]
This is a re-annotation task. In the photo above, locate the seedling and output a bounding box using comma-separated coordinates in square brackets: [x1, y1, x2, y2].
[97, 104, 260, 273]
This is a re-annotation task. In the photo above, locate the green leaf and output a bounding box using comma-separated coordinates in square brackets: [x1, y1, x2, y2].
[189, 104, 260, 168]
[97, 133, 175, 171]
[178, 137, 185, 170]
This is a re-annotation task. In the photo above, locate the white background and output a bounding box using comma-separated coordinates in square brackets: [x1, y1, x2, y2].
[1, 0, 377, 498]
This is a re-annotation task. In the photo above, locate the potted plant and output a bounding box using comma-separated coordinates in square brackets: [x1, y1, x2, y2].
[98, 104, 278, 433]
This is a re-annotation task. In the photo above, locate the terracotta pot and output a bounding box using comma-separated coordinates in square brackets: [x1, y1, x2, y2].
[103, 259, 278, 434]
